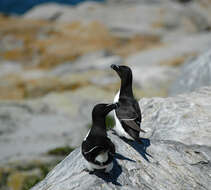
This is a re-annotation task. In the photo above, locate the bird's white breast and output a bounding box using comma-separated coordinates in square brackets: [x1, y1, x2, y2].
[113, 90, 120, 103]
[95, 151, 108, 163]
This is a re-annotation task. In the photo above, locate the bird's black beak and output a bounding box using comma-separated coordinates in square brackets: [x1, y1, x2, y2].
[110, 64, 120, 71]
[105, 103, 119, 114]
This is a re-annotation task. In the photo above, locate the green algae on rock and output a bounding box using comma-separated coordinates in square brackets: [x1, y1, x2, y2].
[47, 146, 75, 156]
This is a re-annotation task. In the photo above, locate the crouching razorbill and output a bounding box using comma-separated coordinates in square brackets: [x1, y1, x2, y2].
[111, 64, 146, 142]
[82, 103, 119, 173]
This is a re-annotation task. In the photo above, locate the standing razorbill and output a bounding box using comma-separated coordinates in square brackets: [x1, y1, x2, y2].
[111, 64, 146, 142]
[82, 103, 119, 173]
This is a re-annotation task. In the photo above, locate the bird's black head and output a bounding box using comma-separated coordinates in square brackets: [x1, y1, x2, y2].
[92, 103, 119, 119]
[111, 64, 132, 81]
[111, 64, 133, 97]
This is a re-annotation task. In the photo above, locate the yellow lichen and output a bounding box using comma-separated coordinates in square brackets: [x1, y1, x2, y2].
[159, 53, 197, 67]
[7, 172, 26, 190]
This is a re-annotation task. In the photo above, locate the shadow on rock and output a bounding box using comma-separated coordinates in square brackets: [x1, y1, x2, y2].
[114, 152, 136, 162]
[91, 153, 134, 186]
[120, 136, 152, 162]
[90, 159, 122, 186]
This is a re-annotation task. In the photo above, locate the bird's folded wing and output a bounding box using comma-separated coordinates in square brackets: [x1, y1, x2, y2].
[83, 146, 103, 155]
[121, 118, 146, 133]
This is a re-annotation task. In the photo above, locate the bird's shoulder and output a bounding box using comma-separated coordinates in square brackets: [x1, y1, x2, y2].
[117, 98, 139, 115]
[83, 134, 112, 148]
[82, 135, 114, 157]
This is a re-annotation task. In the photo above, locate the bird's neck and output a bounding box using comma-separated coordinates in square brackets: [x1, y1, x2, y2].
[120, 76, 133, 98]
[90, 117, 107, 136]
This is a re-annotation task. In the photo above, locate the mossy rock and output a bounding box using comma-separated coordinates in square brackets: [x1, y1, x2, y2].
[105, 115, 115, 130]
[7, 171, 26, 190]
[21, 162, 60, 190]
[0, 160, 61, 190]
[22, 175, 41, 190]
[86, 115, 115, 130]
[0, 168, 10, 188]
[47, 146, 74, 156]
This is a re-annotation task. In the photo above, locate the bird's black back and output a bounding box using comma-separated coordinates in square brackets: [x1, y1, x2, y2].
[82, 133, 115, 165]
[117, 96, 142, 122]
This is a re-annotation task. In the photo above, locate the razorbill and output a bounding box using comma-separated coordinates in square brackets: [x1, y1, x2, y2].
[82, 103, 119, 173]
[111, 64, 146, 142]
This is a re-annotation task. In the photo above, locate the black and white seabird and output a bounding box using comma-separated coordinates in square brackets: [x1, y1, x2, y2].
[111, 64, 146, 142]
[82, 103, 119, 173]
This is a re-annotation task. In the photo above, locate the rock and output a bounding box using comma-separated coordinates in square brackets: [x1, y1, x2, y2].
[31, 87, 211, 190]
[57, 2, 187, 36]
[50, 51, 122, 76]
[169, 49, 211, 95]
[0, 159, 60, 190]
[0, 100, 81, 163]
[127, 33, 211, 67]
[0, 64, 119, 100]
[23, 1, 211, 37]
[141, 87, 211, 146]
[126, 32, 211, 97]
[0, 84, 116, 163]
[0, 61, 22, 77]
[23, 3, 69, 21]
[0, 14, 161, 69]
[0, 74, 25, 100]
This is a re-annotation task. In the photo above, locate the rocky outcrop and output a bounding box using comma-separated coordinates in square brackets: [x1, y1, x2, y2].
[31, 87, 211, 190]
[169, 49, 211, 95]
[126, 33, 211, 97]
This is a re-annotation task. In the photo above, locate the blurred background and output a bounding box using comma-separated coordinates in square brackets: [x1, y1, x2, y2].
[0, 0, 211, 189]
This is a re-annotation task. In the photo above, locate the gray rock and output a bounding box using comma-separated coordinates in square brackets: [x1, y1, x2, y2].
[126, 33, 211, 97]
[49, 51, 122, 76]
[141, 87, 211, 146]
[31, 87, 211, 190]
[23, 1, 211, 37]
[0, 61, 22, 77]
[0, 85, 114, 164]
[0, 101, 87, 164]
[127, 33, 211, 67]
[169, 49, 211, 95]
[23, 3, 70, 20]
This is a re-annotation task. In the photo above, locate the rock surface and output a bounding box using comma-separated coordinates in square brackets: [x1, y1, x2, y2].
[31, 87, 211, 190]
[0, 85, 116, 164]
[169, 49, 211, 95]
[24, 1, 211, 37]
[126, 33, 211, 97]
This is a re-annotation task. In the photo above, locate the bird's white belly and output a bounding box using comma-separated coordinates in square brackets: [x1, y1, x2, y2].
[95, 151, 108, 163]
[84, 151, 113, 172]
[114, 111, 134, 140]
[85, 160, 113, 172]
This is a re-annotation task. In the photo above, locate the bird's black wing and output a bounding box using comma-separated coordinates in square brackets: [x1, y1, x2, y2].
[116, 98, 145, 133]
[106, 137, 115, 155]
[133, 99, 142, 124]
[82, 140, 104, 163]
[82, 136, 115, 164]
